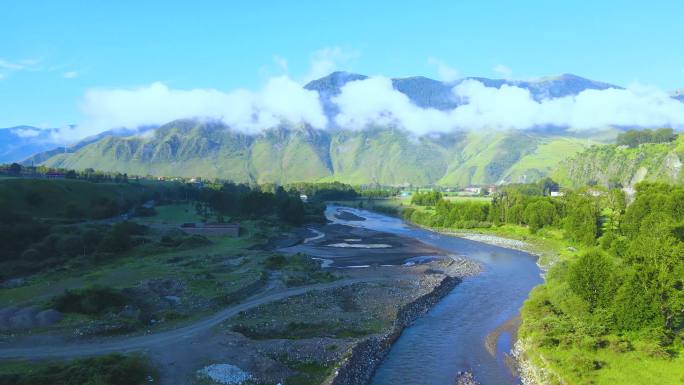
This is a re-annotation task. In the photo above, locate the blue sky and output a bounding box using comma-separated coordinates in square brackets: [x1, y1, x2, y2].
[1, 0, 684, 129]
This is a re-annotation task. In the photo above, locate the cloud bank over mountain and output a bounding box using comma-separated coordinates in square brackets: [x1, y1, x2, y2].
[51, 72, 684, 142]
[54, 77, 327, 141]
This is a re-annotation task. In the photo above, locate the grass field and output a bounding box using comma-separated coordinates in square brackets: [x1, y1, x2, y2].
[141, 203, 203, 224]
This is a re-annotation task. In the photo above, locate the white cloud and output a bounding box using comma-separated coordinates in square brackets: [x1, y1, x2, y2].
[0, 58, 41, 72]
[48, 47, 684, 143]
[428, 57, 459, 82]
[11, 128, 42, 138]
[331, 77, 684, 134]
[333, 76, 453, 135]
[493, 64, 513, 79]
[0, 58, 27, 71]
[52, 76, 327, 142]
[0, 73, 5, 80]
[302, 47, 358, 83]
[63, 71, 78, 79]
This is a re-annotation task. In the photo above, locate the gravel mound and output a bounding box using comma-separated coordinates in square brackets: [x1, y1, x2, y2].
[454, 371, 480, 385]
[197, 364, 254, 385]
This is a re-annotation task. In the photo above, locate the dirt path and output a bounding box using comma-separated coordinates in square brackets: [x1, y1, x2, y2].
[0, 278, 382, 360]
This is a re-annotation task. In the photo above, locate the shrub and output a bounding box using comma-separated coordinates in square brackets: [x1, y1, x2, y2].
[0, 353, 152, 385]
[264, 255, 287, 269]
[52, 286, 127, 315]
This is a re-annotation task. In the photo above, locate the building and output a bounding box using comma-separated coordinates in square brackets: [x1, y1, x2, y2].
[45, 171, 66, 179]
[180, 222, 240, 237]
[299, 194, 308, 202]
[462, 186, 482, 195]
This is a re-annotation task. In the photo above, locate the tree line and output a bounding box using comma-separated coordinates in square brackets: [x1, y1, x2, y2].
[400, 178, 683, 371]
[616, 128, 677, 148]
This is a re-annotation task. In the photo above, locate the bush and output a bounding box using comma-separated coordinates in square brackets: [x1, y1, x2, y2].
[264, 255, 287, 269]
[52, 286, 127, 315]
[0, 354, 152, 385]
[97, 221, 147, 253]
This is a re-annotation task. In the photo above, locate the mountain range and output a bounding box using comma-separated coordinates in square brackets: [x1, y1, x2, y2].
[0, 126, 64, 164]
[304, 72, 621, 121]
[14, 72, 684, 186]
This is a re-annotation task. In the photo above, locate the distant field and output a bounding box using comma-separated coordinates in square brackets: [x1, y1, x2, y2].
[0, 178, 151, 217]
[142, 203, 203, 224]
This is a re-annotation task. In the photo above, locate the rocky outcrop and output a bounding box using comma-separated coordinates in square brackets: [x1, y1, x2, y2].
[454, 371, 480, 385]
[328, 275, 461, 385]
[0, 307, 62, 330]
[512, 339, 561, 385]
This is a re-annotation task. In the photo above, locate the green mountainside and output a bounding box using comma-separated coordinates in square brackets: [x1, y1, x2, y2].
[554, 134, 684, 188]
[30, 119, 602, 186]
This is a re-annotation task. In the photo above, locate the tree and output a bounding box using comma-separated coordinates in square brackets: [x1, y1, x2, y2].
[8, 163, 21, 176]
[277, 196, 305, 225]
[563, 193, 599, 245]
[524, 199, 557, 233]
[411, 191, 443, 206]
[567, 250, 617, 311]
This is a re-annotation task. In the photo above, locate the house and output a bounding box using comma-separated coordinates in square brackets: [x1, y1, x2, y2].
[180, 222, 240, 237]
[299, 194, 308, 203]
[550, 191, 565, 197]
[45, 171, 66, 179]
[462, 186, 482, 195]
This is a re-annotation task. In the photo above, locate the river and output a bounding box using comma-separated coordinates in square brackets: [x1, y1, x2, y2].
[326, 205, 543, 385]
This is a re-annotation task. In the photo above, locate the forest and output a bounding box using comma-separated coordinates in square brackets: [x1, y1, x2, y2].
[0, 177, 315, 279]
[401, 180, 684, 383]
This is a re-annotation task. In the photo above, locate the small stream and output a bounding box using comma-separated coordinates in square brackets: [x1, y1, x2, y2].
[326, 206, 543, 385]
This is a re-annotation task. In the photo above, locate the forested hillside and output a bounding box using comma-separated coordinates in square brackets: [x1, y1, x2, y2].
[554, 130, 683, 188]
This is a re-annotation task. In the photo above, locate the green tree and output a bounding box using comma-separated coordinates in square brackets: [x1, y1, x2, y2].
[567, 250, 617, 311]
[524, 199, 557, 233]
[563, 193, 599, 245]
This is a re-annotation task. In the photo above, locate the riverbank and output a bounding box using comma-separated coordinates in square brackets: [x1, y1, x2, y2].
[327, 273, 463, 385]
[338, 204, 575, 385]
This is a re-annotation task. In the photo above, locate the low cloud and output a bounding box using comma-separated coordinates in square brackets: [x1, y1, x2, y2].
[53, 58, 684, 143]
[331, 77, 684, 133]
[52, 76, 327, 142]
[333, 76, 452, 135]
[428, 57, 459, 82]
[11, 128, 42, 138]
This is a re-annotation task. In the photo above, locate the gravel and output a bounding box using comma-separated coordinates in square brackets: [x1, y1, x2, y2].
[456, 234, 529, 250]
[196, 363, 254, 385]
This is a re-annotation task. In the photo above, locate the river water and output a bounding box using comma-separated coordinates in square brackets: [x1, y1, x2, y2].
[326, 206, 543, 385]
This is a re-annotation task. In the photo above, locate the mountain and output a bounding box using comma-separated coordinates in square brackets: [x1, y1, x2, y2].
[0, 126, 62, 163]
[553, 135, 684, 188]
[304, 72, 622, 119]
[23, 126, 156, 165]
[23, 72, 639, 185]
[27, 118, 600, 186]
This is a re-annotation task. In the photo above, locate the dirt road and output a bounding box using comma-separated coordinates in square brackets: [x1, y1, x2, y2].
[0, 278, 382, 360]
